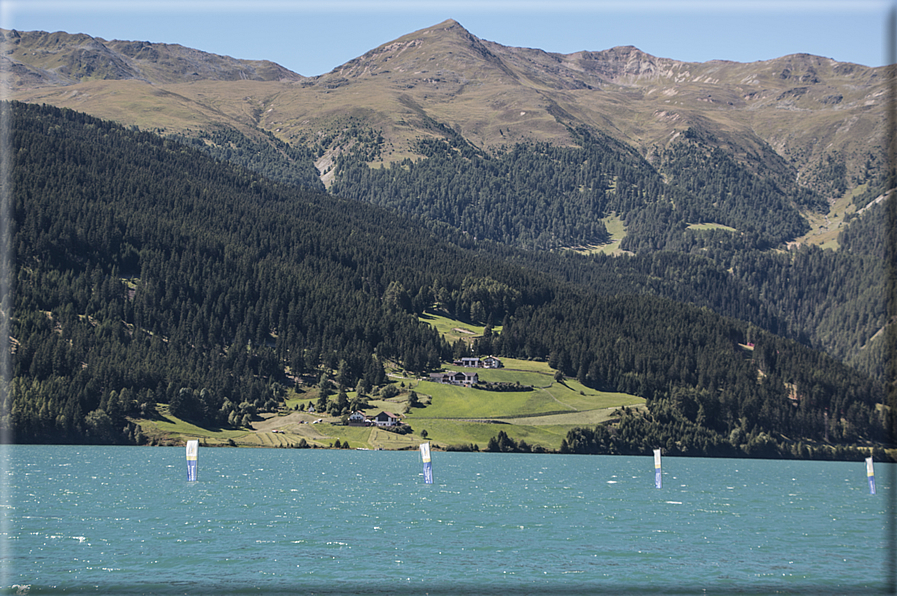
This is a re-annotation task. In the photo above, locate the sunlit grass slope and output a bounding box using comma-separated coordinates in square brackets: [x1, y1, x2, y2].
[136, 315, 645, 452]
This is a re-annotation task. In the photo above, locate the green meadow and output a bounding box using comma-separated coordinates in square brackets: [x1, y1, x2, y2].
[417, 311, 502, 343]
[566, 213, 629, 256]
[140, 404, 248, 446]
[134, 315, 644, 452]
[686, 222, 737, 232]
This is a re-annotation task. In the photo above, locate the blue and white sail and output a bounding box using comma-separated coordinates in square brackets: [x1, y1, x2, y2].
[865, 456, 875, 495]
[186, 440, 198, 482]
[420, 442, 433, 484]
[654, 449, 662, 489]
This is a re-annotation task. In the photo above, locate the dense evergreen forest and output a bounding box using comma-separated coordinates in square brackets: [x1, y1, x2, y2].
[644, 130, 826, 249]
[330, 128, 826, 253]
[171, 126, 324, 193]
[5, 102, 893, 458]
[120, 108, 888, 387]
[332, 135, 617, 250]
[328, 125, 886, 381]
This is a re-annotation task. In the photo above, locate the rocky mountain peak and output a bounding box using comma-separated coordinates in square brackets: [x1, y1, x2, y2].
[562, 45, 690, 84]
[322, 18, 515, 84]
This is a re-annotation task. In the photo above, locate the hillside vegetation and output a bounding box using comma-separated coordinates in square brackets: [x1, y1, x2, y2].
[5, 102, 892, 461]
[3, 21, 889, 379]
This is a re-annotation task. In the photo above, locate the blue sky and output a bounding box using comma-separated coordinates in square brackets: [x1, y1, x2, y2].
[1, 1, 893, 76]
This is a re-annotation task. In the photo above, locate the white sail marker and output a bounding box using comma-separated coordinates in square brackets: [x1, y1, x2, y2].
[420, 442, 433, 484]
[654, 449, 662, 489]
[186, 440, 198, 482]
[866, 456, 875, 495]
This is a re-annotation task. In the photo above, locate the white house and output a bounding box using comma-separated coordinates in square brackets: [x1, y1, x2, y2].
[429, 371, 478, 387]
[454, 356, 502, 369]
[347, 411, 368, 426]
[372, 411, 400, 427]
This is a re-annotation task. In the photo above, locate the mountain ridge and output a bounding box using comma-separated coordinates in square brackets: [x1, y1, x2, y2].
[3, 19, 884, 197]
[0, 27, 304, 86]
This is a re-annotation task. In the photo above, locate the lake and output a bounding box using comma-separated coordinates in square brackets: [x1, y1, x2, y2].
[3, 445, 893, 594]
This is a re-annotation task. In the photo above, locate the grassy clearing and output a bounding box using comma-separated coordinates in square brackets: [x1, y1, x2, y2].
[409, 418, 569, 451]
[406, 381, 564, 418]
[508, 406, 644, 426]
[418, 311, 502, 342]
[795, 185, 866, 250]
[547, 380, 645, 411]
[404, 379, 643, 421]
[687, 222, 737, 232]
[475, 367, 553, 387]
[565, 213, 628, 255]
[599, 213, 628, 254]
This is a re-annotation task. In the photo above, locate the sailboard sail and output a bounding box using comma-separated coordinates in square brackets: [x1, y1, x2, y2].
[654, 448, 662, 489]
[420, 442, 433, 484]
[186, 440, 198, 482]
[866, 456, 875, 495]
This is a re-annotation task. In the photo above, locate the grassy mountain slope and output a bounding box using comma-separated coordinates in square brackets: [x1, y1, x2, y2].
[4, 22, 885, 260]
[3, 21, 885, 198]
[1, 28, 303, 85]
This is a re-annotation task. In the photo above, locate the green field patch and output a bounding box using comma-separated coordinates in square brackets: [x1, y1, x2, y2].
[475, 368, 554, 387]
[503, 405, 644, 426]
[408, 371, 643, 416]
[492, 357, 554, 374]
[543, 380, 644, 411]
[405, 381, 563, 419]
[136, 405, 247, 445]
[410, 418, 566, 451]
[365, 397, 411, 414]
[565, 213, 628, 255]
[418, 311, 501, 342]
[687, 222, 737, 232]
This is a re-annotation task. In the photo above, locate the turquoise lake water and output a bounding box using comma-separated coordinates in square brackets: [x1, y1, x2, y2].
[3, 445, 894, 594]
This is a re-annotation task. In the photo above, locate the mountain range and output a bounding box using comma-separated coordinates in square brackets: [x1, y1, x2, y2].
[3, 20, 894, 453]
[2, 19, 887, 198]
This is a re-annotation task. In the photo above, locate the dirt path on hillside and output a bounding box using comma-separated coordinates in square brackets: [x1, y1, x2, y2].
[544, 383, 576, 411]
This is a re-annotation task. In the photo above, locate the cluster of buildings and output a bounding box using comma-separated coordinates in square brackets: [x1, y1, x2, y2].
[341, 357, 505, 426]
[453, 356, 502, 369]
[347, 410, 400, 427]
[428, 356, 502, 387]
